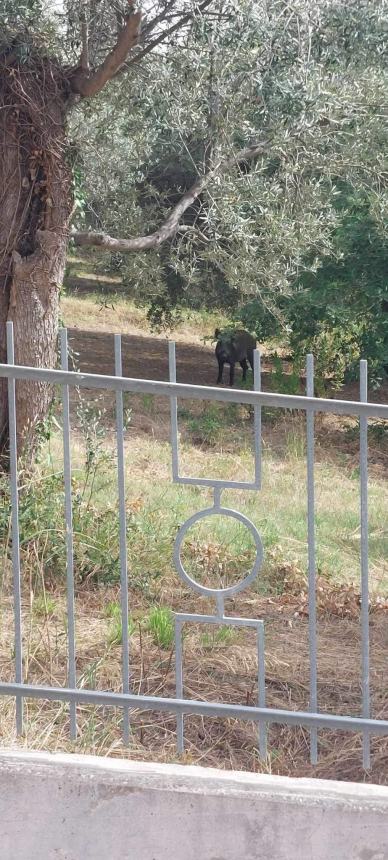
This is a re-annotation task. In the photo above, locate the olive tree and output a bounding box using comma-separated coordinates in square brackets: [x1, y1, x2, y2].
[1, 0, 387, 453]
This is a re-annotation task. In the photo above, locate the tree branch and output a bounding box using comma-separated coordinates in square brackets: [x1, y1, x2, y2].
[141, 0, 179, 40]
[72, 142, 269, 253]
[70, 11, 141, 98]
[79, 11, 90, 72]
[121, 0, 214, 73]
[1, 50, 19, 68]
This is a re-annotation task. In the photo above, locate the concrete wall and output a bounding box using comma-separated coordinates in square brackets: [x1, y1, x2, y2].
[1, 749, 388, 859]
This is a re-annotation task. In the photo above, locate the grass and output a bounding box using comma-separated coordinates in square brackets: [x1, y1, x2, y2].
[200, 627, 237, 649]
[62, 255, 230, 346]
[146, 606, 174, 649]
[105, 602, 136, 646]
[180, 513, 257, 591]
[33, 594, 57, 618]
[4, 409, 388, 596]
[61, 289, 229, 347]
[0, 420, 388, 780]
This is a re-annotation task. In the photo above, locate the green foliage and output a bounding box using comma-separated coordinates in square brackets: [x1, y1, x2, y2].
[270, 355, 301, 397]
[9, 470, 122, 584]
[200, 626, 236, 650]
[0, 0, 43, 29]
[0, 0, 63, 56]
[71, 164, 87, 223]
[235, 187, 388, 387]
[33, 594, 57, 617]
[146, 606, 174, 650]
[68, 0, 388, 372]
[288, 188, 388, 387]
[236, 300, 283, 344]
[0, 403, 122, 586]
[4, 0, 388, 387]
[186, 407, 223, 447]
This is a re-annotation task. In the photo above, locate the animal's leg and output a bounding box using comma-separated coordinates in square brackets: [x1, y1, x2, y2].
[241, 359, 248, 381]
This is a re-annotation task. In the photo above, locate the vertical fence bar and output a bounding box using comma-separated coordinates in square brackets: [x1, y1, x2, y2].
[114, 334, 130, 744]
[306, 354, 318, 763]
[60, 328, 77, 739]
[360, 360, 371, 769]
[175, 619, 184, 752]
[253, 349, 262, 489]
[257, 620, 267, 759]
[168, 342, 179, 480]
[6, 321, 23, 734]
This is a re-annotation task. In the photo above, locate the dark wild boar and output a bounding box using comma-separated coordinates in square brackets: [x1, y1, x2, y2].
[215, 328, 257, 386]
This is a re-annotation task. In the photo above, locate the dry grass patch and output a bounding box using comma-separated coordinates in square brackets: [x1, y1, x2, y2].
[1, 581, 388, 783]
[62, 291, 230, 347]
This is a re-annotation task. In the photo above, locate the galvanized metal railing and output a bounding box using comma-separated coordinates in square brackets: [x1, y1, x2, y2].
[1, 320, 388, 769]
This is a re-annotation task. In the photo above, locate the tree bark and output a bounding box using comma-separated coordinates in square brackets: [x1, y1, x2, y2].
[0, 57, 72, 457]
[8, 232, 67, 452]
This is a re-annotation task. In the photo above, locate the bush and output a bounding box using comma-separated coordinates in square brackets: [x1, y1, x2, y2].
[237, 187, 388, 389]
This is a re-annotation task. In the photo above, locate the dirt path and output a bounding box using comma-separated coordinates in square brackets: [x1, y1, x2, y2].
[68, 327, 222, 386]
[68, 326, 388, 403]
[65, 326, 388, 476]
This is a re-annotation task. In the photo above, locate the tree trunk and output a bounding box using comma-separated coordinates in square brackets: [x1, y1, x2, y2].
[8, 232, 67, 452]
[0, 56, 72, 457]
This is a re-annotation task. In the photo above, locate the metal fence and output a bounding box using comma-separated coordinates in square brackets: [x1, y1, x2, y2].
[1, 320, 388, 770]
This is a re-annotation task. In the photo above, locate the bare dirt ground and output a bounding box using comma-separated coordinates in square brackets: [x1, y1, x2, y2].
[67, 326, 240, 385]
[66, 326, 388, 479]
[67, 324, 388, 402]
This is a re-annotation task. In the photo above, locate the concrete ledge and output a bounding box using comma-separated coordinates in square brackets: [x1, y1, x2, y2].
[1, 750, 388, 859]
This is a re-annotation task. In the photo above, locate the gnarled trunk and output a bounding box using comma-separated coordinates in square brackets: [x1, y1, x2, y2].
[0, 55, 72, 456]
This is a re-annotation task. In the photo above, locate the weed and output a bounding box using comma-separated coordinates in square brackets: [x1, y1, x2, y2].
[146, 606, 174, 649]
[104, 601, 122, 619]
[186, 405, 223, 446]
[239, 376, 254, 391]
[33, 594, 57, 618]
[286, 429, 306, 460]
[76, 398, 114, 485]
[141, 394, 155, 414]
[180, 513, 257, 591]
[106, 602, 136, 646]
[261, 408, 278, 425]
[344, 420, 388, 445]
[200, 627, 236, 649]
[270, 353, 301, 396]
[369, 421, 388, 441]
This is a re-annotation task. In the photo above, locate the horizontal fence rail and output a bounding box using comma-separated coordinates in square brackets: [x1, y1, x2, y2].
[1, 321, 387, 771]
[0, 681, 388, 735]
[1, 361, 388, 418]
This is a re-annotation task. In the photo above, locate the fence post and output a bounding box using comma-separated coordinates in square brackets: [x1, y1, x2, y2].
[114, 334, 131, 744]
[6, 321, 23, 735]
[60, 328, 77, 740]
[253, 349, 262, 489]
[306, 354, 318, 764]
[360, 360, 371, 769]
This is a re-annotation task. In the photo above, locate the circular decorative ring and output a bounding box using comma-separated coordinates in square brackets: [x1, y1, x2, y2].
[173, 506, 264, 598]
